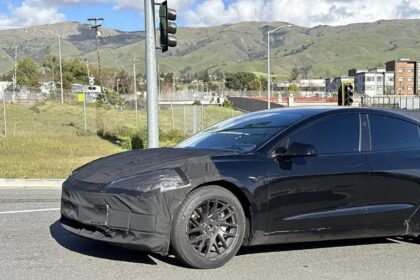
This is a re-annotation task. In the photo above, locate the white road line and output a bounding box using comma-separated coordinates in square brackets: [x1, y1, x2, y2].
[0, 208, 60, 215]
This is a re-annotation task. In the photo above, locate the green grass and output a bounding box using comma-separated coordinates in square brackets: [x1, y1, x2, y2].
[0, 102, 241, 178]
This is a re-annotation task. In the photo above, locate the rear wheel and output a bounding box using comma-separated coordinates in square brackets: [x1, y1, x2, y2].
[171, 186, 245, 269]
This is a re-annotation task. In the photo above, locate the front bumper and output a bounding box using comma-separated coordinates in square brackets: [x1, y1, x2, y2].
[60, 182, 175, 255]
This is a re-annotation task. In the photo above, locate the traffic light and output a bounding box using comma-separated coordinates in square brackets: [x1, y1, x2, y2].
[159, 1, 177, 53]
[338, 82, 354, 106]
[344, 83, 354, 106]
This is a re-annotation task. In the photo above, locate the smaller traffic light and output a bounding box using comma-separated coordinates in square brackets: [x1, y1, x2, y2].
[344, 83, 354, 106]
[159, 1, 177, 53]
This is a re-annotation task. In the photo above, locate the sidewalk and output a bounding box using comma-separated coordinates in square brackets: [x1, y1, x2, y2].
[0, 179, 64, 189]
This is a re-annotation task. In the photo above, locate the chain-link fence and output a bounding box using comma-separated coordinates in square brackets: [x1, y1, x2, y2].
[361, 95, 420, 110]
[0, 87, 241, 178]
[0, 86, 240, 139]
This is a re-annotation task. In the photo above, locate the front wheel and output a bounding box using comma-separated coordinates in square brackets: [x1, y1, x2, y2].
[171, 186, 246, 269]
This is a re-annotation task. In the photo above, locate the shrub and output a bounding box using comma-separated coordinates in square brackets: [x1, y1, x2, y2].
[131, 135, 144, 150]
[97, 126, 145, 150]
[222, 99, 233, 108]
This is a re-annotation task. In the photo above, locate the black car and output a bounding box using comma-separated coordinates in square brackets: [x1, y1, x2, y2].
[60, 107, 420, 269]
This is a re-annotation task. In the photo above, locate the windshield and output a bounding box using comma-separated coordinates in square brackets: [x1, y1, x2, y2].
[176, 111, 305, 152]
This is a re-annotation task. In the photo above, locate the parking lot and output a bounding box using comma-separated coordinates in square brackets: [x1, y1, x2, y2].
[1, 187, 420, 280]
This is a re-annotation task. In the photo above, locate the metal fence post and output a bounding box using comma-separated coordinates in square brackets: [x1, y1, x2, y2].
[193, 105, 197, 135]
[83, 91, 87, 133]
[2, 90, 6, 137]
[171, 102, 175, 130]
[201, 104, 204, 130]
[183, 106, 186, 134]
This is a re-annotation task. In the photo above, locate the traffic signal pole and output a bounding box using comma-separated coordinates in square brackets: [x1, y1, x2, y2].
[144, 0, 159, 148]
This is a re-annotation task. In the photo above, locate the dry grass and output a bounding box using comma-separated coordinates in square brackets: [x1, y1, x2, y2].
[0, 102, 241, 178]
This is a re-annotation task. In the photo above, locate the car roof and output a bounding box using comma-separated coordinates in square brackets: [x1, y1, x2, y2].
[252, 106, 420, 124]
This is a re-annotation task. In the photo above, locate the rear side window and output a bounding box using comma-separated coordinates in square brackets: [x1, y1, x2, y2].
[286, 113, 360, 154]
[369, 115, 420, 151]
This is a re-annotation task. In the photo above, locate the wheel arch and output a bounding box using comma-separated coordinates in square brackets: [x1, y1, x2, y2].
[191, 180, 253, 245]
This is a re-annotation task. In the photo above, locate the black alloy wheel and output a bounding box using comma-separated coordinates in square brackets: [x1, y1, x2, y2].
[171, 186, 246, 269]
[187, 198, 238, 258]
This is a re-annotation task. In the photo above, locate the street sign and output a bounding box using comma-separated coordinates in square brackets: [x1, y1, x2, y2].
[77, 92, 84, 102]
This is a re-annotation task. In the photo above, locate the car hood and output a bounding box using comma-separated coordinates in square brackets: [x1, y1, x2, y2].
[71, 147, 233, 185]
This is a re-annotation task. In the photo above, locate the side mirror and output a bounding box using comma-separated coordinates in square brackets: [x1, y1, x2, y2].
[274, 142, 317, 158]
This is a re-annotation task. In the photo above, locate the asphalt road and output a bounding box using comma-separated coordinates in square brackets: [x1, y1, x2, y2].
[1, 188, 420, 280]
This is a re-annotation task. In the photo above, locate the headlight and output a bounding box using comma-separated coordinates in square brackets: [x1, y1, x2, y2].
[104, 169, 190, 195]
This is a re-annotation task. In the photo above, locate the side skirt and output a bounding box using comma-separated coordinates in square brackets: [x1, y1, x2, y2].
[254, 223, 408, 245]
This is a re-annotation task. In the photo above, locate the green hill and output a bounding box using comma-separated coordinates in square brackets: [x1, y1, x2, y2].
[1, 19, 420, 80]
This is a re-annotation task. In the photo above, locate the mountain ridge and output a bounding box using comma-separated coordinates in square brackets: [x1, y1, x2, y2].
[1, 19, 420, 80]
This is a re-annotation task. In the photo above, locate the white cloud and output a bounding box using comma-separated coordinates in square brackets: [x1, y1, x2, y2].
[0, 1, 66, 29]
[0, 0, 419, 30]
[113, 0, 196, 12]
[0, 0, 111, 29]
[185, 0, 420, 27]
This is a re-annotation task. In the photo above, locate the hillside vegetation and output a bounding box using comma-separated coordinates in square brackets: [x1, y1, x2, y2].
[1, 19, 420, 80]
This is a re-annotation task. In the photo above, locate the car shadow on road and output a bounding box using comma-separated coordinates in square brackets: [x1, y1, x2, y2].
[237, 237, 399, 256]
[50, 220, 403, 267]
[49, 220, 180, 266]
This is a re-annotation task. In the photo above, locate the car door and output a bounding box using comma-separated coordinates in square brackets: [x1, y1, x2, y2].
[267, 112, 370, 238]
[365, 113, 420, 233]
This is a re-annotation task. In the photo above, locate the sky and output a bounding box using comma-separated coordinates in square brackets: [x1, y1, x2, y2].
[0, 0, 419, 31]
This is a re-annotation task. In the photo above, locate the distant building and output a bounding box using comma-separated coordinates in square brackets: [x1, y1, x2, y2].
[275, 79, 326, 97]
[385, 59, 418, 95]
[348, 68, 368, 77]
[354, 68, 394, 96]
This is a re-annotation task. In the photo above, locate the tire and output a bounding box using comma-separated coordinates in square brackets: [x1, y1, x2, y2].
[171, 186, 246, 269]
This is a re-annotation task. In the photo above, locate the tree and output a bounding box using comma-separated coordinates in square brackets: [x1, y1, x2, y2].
[114, 69, 132, 94]
[196, 70, 210, 82]
[289, 66, 299, 81]
[288, 83, 299, 95]
[4, 57, 41, 87]
[299, 64, 312, 79]
[62, 59, 88, 89]
[247, 79, 262, 91]
[225, 72, 257, 91]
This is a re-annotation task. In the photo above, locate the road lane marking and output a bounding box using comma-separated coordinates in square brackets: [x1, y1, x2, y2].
[0, 208, 60, 215]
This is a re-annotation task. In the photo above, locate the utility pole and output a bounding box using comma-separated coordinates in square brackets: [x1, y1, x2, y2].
[133, 56, 139, 130]
[58, 35, 64, 103]
[12, 46, 17, 102]
[145, 0, 159, 148]
[14, 46, 17, 87]
[85, 59, 90, 85]
[88, 18, 104, 93]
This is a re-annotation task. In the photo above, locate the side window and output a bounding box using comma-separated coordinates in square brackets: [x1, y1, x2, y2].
[286, 114, 360, 154]
[369, 115, 420, 151]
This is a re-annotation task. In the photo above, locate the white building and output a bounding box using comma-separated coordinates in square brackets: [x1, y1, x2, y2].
[276, 79, 326, 97]
[354, 68, 395, 96]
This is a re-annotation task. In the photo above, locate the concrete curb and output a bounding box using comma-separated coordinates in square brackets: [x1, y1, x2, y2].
[0, 179, 65, 189]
